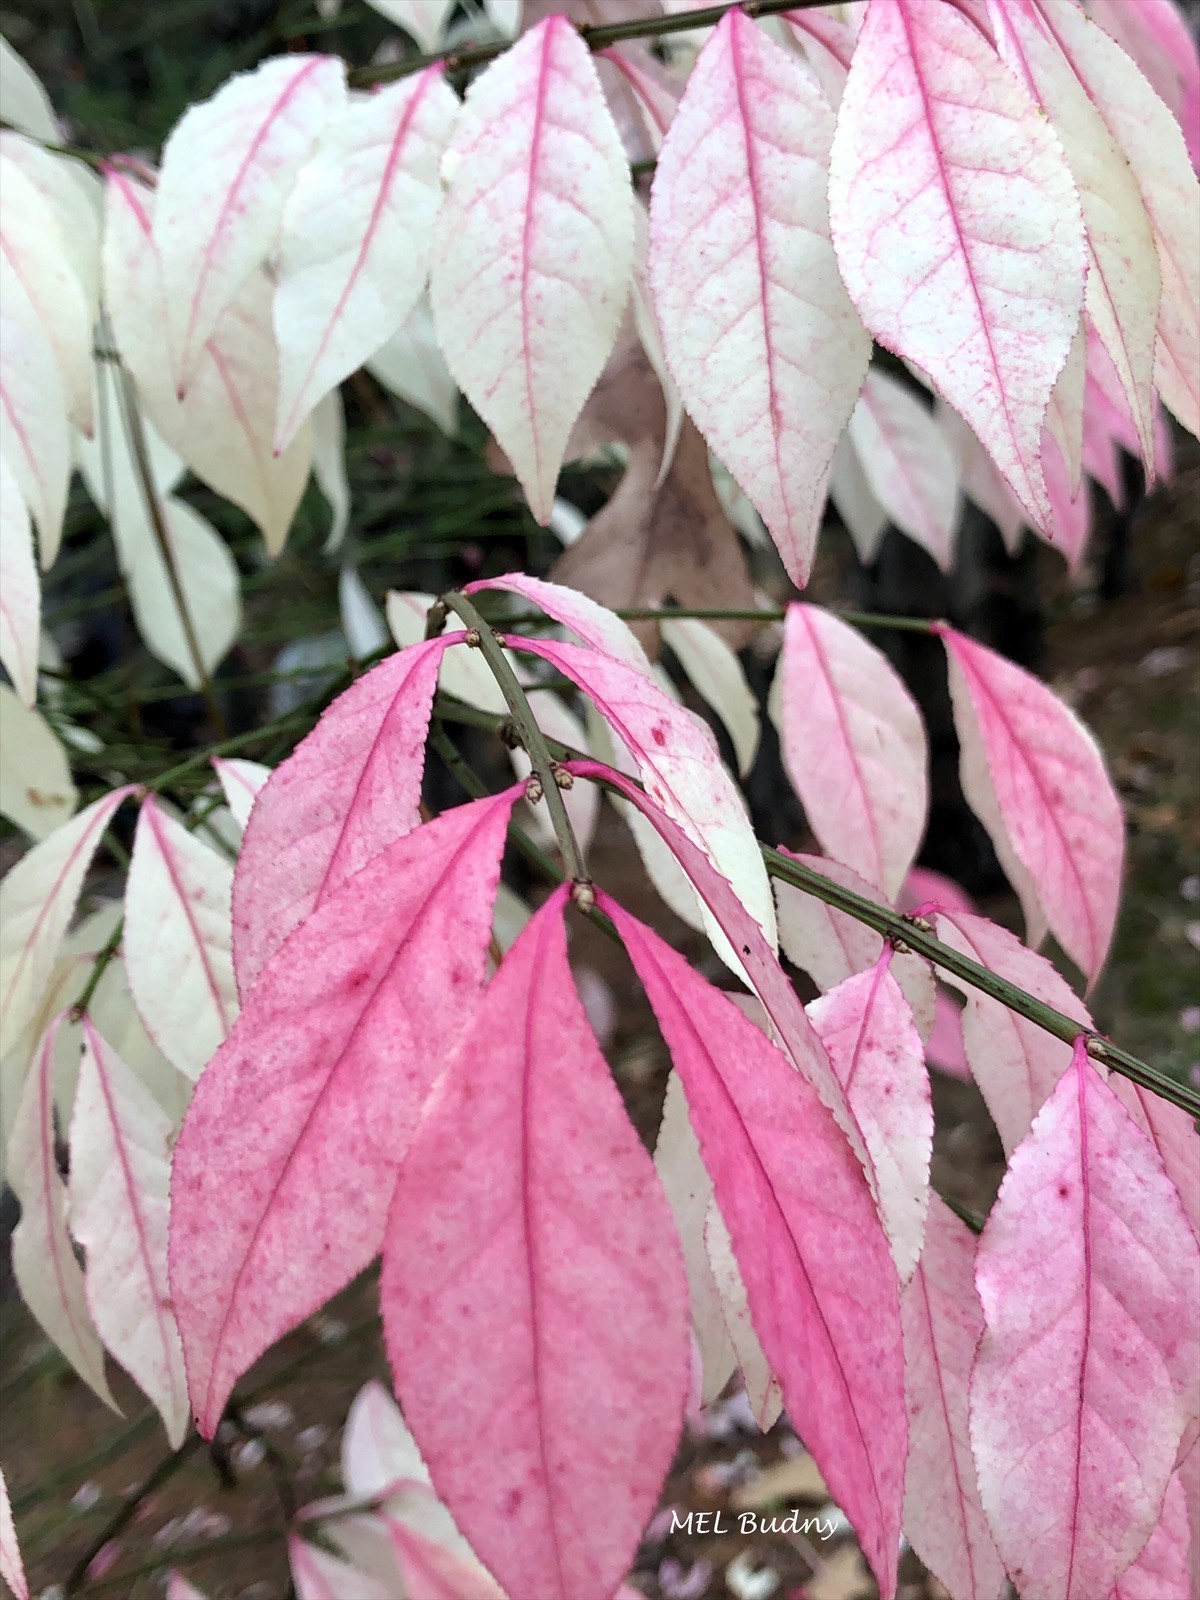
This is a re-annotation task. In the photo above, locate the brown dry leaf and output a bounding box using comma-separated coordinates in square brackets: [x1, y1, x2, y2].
[802, 1545, 873, 1600]
[732, 1454, 828, 1511]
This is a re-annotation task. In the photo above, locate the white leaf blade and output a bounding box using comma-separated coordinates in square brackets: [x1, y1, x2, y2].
[0, 455, 40, 706]
[0, 687, 76, 840]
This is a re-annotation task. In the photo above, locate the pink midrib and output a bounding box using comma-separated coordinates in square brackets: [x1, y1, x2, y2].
[728, 14, 793, 529]
[896, 0, 1034, 512]
[278, 72, 435, 446]
[1064, 1051, 1094, 1600]
[83, 1019, 185, 1415]
[915, 1259, 982, 1596]
[142, 801, 233, 1035]
[838, 949, 893, 1097]
[179, 58, 325, 365]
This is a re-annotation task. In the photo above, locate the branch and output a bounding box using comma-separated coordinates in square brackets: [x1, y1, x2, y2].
[350, 0, 856, 87]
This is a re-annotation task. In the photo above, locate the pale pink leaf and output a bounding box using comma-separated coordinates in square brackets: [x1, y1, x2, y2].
[384, 589, 511, 715]
[1179, 1436, 1200, 1596]
[568, 760, 858, 1153]
[935, 907, 1091, 1152]
[604, 897, 906, 1600]
[971, 1042, 1200, 1600]
[660, 616, 760, 777]
[381, 890, 689, 1600]
[366, 299, 459, 437]
[386, 1513, 508, 1600]
[808, 956, 932, 1281]
[1040, 422, 1092, 570]
[125, 799, 238, 1082]
[171, 790, 518, 1434]
[430, 17, 634, 522]
[847, 370, 960, 572]
[925, 989, 971, 1080]
[1036, 0, 1200, 440]
[8, 1016, 117, 1410]
[989, 0, 1161, 468]
[1086, 0, 1199, 172]
[343, 1379, 430, 1501]
[829, 0, 1086, 531]
[0, 259, 68, 567]
[773, 849, 936, 1040]
[70, 1020, 189, 1447]
[829, 431, 888, 565]
[103, 171, 313, 555]
[648, 8, 870, 587]
[167, 1577, 208, 1600]
[784, 7, 855, 106]
[705, 1201, 783, 1431]
[0, 152, 94, 435]
[516, 637, 776, 949]
[899, 865, 977, 920]
[938, 624, 1123, 981]
[0, 1469, 27, 1600]
[936, 402, 1026, 556]
[655, 1071, 738, 1406]
[0, 36, 58, 143]
[1082, 373, 1127, 510]
[0, 453, 38, 706]
[1045, 316, 1087, 494]
[211, 757, 270, 833]
[770, 604, 928, 898]
[1110, 1078, 1200, 1243]
[466, 572, 651, 673]
[1107, 1472, 1192, 1600]
[273, 68, 459, 451]
[0, 133, 102, 330]
[231, 636, 450, 993]
[289, 1535, 395, 1600]
[901, 1195, 1006, 1600]
[154, 55, 346, 388]
[0, 787, 132, 1043]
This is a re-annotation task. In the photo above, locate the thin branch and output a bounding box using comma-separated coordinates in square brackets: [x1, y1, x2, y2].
[350, 0, 855, 87]
[63, 1435, 203, 1595]
[114, 365, 229, 739]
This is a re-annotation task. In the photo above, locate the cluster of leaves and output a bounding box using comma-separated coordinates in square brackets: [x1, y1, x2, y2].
[1, 1, 1199, 1599]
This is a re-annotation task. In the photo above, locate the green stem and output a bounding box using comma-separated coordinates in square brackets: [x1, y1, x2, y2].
[440, 592, 590, 887]
[614, 604, 934, 633]
[351, 0, 856, 86]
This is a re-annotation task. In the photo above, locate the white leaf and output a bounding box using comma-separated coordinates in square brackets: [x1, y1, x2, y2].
[123, 496, 242, 690]
[936, 402, 1026, 556]
[339, 567, 389, 661]
[104, 171, 313, 555]
[154, 54, 346, 388]
[1045, 316, 1087, 496]
[0, 687, 75, 839]
[273, 68, 458, 449]
[342, 1379, 431, 1500]
[0, 787, 131, 1043]
[212, 757, 270, 833]
[0, 452, 39, 705]
[769, 604, 928, 898]
[0, 131, 103, 323]
[0, 1465, 27, 1600]
[385, 588, 509, 715]
[848, 370, 960, 571]
[366, 299, 458, 436]
[0, 257, 69, 567]
[661, 616, 759, 777]
[829, 431, 888, 566]
[8, 1017, 117, 1411]
[75, 357, 185, 537]
[0, 37, 58, 142]
[0, 152, 94, 434]
[124, 799, 238, 1082]
[313, 389, 351, 551]
[648, 10, 870, 586]
[69, 1021, 189, 1447]
[365, 0, 455, 53]
[430, 17, 634, 521]
[706, 1200, 783, 1431]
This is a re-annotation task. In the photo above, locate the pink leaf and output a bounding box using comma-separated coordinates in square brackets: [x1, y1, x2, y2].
[1107, 1471, 1192, 1600]
[154, 55, 346, 388]
[808, 954, 932, 1281]
[603, 897, 907, 1600]
[937, 624, 1124, 983]
[1034, 0, 1199, 441]
[381, 889, 689, 1600]
[514, 636, 775, 950]
[783, 8, 856, 107]
[211, 756, 270, 832]
[384, 1506, 508, 1600]
[0, 452, 38, 705]
[0, 787, 132, 1043]
[170, 790, 518, 1435]
[847, 370, 960, 571]
[829, 0, 1086, 531]
[125, 798, 238, 1081]
[901, 1195, 1005, 1600]
[1110, 1078, 1200, 1244]
[971, 1041, 1200, 1600]
[565, 760, 851, 1143]
[989, 0, 1161, 469]
[70, 1019, 189, 1447]
[231, 636, 449, 994]
[0, 1469, 28, 1600]
[1040, 422, 1092, 570]
[166, 1577, 208, 1600]
[935, 907, 1091, 1152]
[770, 604, 928, 899]
[273, 68, 459, 451]
[9, 1016, 117, 1410]
[466, 572, 650, 673]
[924, 989, 970, 1081]
[647, 9, 869, 586]
[430, 17, 634, 522]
